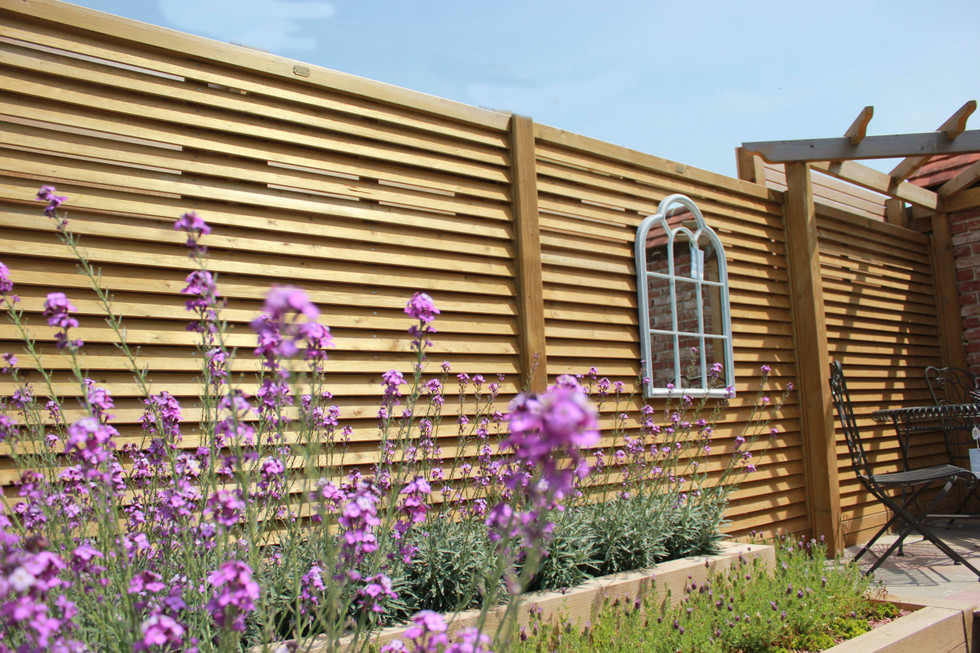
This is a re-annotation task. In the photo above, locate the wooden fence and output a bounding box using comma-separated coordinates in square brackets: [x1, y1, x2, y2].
[0, 0, 962, 551]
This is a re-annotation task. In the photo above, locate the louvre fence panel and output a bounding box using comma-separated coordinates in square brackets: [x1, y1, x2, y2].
[0, 0, 957, 548]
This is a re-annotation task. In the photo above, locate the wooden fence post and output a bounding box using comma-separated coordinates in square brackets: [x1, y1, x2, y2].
[930, 209, 968, 370]
[509, 115, 547, 392]
[783, 162, 843, 554]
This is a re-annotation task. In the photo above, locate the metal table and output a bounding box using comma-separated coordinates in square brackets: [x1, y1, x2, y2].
[871, 403, 980, 472]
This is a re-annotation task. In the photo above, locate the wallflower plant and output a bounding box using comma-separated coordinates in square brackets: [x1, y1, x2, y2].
[0, 188, 790, 653]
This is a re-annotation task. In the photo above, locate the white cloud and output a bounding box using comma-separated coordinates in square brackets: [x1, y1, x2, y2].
[157, 0, 334, 53]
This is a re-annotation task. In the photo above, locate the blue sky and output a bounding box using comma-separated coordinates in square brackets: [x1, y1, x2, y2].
[68, 0, 979, 177]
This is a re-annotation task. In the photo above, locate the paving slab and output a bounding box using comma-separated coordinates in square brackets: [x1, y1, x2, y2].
[845, 523, 980, 599]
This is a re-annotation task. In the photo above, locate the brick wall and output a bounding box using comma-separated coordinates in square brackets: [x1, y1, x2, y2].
[949, 207, 980, 373]
[644, 221, 719, 388]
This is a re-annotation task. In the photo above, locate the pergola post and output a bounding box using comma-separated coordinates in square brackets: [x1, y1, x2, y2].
[930, 209, 969, 371]
[783, 162, 843, 554]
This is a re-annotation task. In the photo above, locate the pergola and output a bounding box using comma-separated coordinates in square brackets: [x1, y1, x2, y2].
[733, 102, 980, 551]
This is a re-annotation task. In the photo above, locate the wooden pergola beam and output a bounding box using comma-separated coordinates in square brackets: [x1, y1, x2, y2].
[735, 146, 767, 184]
[742, 129, 980, 163]
[939, 158, 980, 199]
[809, 159, 939, 210]
[844, 106, 874, 145]
[889, 100, 977, 182]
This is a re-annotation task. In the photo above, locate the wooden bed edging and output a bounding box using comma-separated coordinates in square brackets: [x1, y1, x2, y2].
[263, 541, 774, 652]
[827, 593, 979, 653]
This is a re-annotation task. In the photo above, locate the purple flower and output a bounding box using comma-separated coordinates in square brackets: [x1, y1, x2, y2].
[35, 185, 67, 218]
[405, 292, 440, 323]
[65, 417, 115, 467]
[503, 385, 599, 470]
[84, 378, 114, 421]
[174, 211, 211, 236]
[337, 483, 381, 574]
[357, 573, 398, 613]
[299, 321, 334, 362]
[206, 347, 228, 384]
[207, 561, 260, 632]
[251, 286, 326, 368]
[0, 262, 12, 293]
[0, 352, 17, 374]
[43, 292, 82, 349]
[142, 391, 182, 440]
[446, 628, 493, 653]
[129, 570, 166, 595]
[11, 386, 33, 409]
[261, 285, 319, 322]
[205, 489, 245, 528]
[0, 414, 19, 443]
[383, 370, 405, 402]
[296, 563, 328, 614]
[181, 270, 219, 313]
[174, 211, 211, 256]
[137, 613, 185, 651]
[405, 292, 440, 351]
[384, 610, 449, 653]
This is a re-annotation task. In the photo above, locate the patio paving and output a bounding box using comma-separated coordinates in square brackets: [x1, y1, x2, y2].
[846, 522, 980, 604]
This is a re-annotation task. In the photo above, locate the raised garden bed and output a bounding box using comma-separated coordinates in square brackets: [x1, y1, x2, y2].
[307, 549, 979, 653]
[283, 541, 775, 652]
[826, 594, 977, 653]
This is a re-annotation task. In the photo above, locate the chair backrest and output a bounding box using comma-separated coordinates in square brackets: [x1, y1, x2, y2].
[925, 365, 979, 466]
[926, 366, 979, 406]
[829, 360, 873, 480]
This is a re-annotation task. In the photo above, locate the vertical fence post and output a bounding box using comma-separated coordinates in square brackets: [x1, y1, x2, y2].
[930, 209, 969, 370]
[509, 114, 547, 392]
[783, 162, 843, 554]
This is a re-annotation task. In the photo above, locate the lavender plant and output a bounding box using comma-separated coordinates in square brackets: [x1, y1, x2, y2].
[511, 536, 893, 653]
[0, 188, 789, 653]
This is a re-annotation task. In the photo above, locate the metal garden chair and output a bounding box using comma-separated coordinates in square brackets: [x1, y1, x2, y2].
[925, 366, 980, 467]
[829, 360, 980, 578]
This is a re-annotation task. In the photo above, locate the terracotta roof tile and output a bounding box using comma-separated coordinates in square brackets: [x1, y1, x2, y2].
[908, 153, 980, 188]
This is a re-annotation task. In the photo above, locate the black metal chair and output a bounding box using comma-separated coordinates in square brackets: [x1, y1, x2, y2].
[829, 360, 980, 578]
[926, 366, 980, 469]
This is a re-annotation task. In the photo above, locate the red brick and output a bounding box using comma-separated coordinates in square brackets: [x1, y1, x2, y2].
[951, 217, 980, 236]
[953, 207, 980, 220]
[961, 279, 980, 293]
[962, 302, 980, 318]
[960, 254, 980, 270]
[957, 268, 975, 282]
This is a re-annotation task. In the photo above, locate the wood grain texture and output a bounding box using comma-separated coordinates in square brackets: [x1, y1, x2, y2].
[509, 115, 547, 392]
[784, 163, 842, 554]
